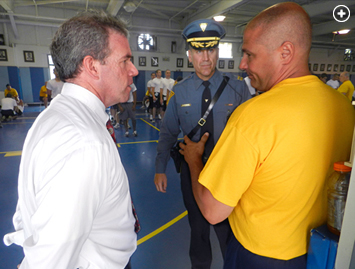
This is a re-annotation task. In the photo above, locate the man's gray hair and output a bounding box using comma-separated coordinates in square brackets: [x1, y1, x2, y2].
[50, 9, 128, 81]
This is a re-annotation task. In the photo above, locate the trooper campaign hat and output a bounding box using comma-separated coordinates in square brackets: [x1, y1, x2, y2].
[182, 19, 226, 50]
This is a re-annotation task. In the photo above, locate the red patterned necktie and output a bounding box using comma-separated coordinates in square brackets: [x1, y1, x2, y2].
[106, 120, 141, 234]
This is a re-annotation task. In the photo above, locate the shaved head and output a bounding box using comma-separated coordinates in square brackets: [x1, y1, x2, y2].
[246, 2, 311, 54]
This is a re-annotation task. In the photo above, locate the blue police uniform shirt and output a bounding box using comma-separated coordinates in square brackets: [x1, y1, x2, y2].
[155, 69, 251, 173]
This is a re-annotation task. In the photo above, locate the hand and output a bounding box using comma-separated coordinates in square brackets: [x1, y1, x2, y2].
[132, 105, 136, 111]
[154, 173, 168, 193]
[180, 133, 209, 166]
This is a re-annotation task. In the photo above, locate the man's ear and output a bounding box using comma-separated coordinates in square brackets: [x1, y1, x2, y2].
[82, 55, 100, 80]
[279, 41, 294, 65]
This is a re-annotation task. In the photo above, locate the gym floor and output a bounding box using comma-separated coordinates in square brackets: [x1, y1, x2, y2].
[0, 105, 223, 268]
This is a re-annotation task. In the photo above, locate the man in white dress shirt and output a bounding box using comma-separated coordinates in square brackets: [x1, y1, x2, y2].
[3, 10, 138, 269]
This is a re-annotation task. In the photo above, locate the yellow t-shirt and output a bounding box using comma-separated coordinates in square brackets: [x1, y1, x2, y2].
[338, 80, 354, 101]
[199, 75, 355, 260]
[39, 85, 48, 98]
[4, 88, 18, 98]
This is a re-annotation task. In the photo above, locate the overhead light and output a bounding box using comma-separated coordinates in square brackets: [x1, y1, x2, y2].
[213, 15, 226, 22]
[123, 2, 137, 13]
[332, 29, 351, 35]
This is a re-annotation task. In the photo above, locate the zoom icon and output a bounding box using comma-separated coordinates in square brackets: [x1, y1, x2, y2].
[333, 5, 350, 22]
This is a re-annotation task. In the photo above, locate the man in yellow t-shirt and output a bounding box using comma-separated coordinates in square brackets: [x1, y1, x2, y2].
[39, 82, 48, 108]
[338, 72, 354, 101]
[4, 84, 19, 102]
[180, 3, 355, 269]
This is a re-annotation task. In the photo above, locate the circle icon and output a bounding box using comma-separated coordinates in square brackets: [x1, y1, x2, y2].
[333, 5, 350, 22]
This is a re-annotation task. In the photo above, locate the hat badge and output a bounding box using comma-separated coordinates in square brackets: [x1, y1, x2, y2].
[199, 23, 208, 32]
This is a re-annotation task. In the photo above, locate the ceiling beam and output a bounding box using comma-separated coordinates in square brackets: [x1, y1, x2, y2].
[14, 0, 78, 7]
[312, 16, 355, 36]
[106, 0, 124, 16]
[0, 1, 19, 39]
[0, 0, 12, 10]
[184, 0, 245, 26]
[303, 1, 355, 17]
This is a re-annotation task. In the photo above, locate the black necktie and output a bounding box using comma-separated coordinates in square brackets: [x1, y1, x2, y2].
[201, 81, 214, 161]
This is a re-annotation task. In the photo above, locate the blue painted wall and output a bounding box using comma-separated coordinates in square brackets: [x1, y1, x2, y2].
[30, 68, 46, 102]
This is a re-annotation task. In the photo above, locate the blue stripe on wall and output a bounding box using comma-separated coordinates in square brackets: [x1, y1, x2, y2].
[19, 68, 33, 103]
[135, 70, 146, 102]
[30, 67, 46, 102]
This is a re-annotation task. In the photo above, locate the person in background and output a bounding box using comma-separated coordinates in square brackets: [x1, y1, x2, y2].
[160, 69, 174, 119]
[4, 84, 19, 102]
[119, 83, 138, 137]
[244, 76, 257, 97]
[151, 69, 163, 123]
[146, 72, 156, 119]
[1, 93, 18, 121]
[39, 82, 48, 108]
[46, 68, 64, 100]
[110, 104, 120, 129]
[154, 19, 251, 268]
[180, 3, 355, 269]
[326, 73, 340, 89]
[166, 76, 183, 106]
[338, 71, 354, 102]
[3, 10, 138, 268]
[320, 73, 327, 83]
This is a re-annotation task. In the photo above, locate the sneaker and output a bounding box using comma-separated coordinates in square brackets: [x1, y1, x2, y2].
[133, 131, 137, 137]
[125, 132, 129, 137]
[113, 123, 120, 129]
[158, 114, 161, 120]
[128, 123, 131, 129]
[150, 115, 153, 121]
[152, 119, 155, 123]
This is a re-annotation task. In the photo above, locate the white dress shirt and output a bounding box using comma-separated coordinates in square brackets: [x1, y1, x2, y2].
[3, 83, 136, 268]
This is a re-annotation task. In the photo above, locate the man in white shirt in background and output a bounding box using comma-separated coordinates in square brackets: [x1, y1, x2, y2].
[3, 10, 138, 269]
[151, 69, 163, 123]
[119, 83, 138, 137]
[1, 93, 18, 121]
[326, 73, 340, 89]
[160, 69, 175, 119]
[46, 68, 64, 100]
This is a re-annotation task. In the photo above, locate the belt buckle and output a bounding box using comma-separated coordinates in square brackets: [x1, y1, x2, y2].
[198, 118, 206, 126]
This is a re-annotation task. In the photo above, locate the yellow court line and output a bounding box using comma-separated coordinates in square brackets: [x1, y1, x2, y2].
[118, 140, 158, 145]
[137, 210, 188, 245]
[0, 151, 22, 157]
[140, 118, 160, 131]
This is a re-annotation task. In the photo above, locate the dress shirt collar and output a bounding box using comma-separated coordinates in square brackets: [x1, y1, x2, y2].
[61, 82, 109, 124]
[193, 69, 223, 92]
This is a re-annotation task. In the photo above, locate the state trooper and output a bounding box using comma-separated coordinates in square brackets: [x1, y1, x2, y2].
[154, 19, 251, 268]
